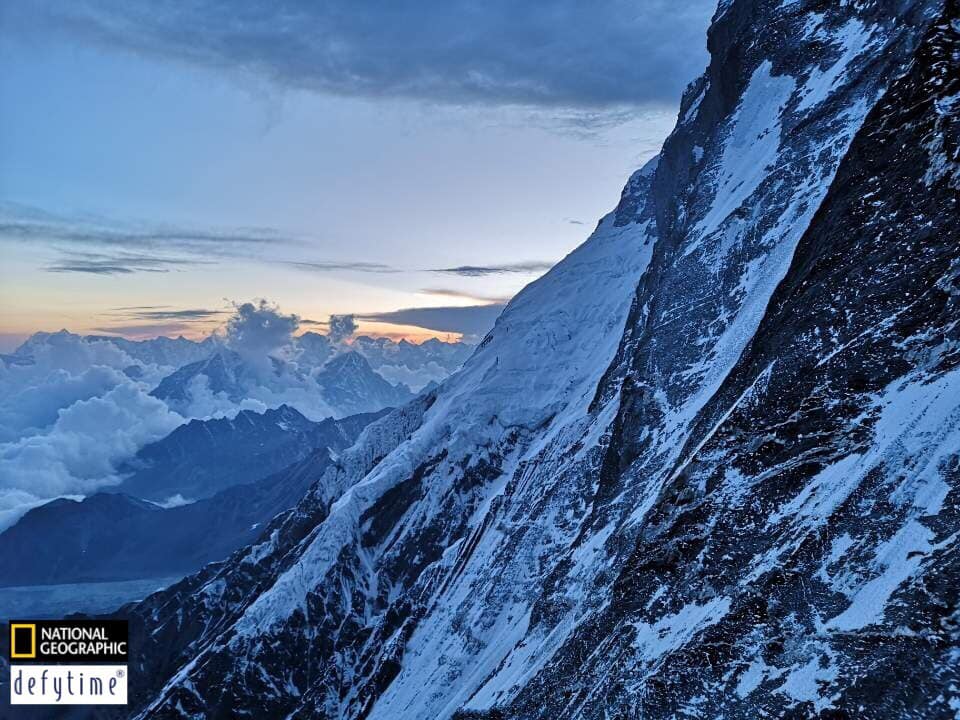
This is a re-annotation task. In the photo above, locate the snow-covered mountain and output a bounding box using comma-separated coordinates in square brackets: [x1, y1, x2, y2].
[292, 333, 474, 392]
[0, 407, 388, 586]
[10, 330, 217, 371]
[80, 1, 960, 717]
[150, 348, 416, 419]
[85, 334, 219, 370]
[11, 331, 467, 418]
[313, 351, 417, 416]
[116, 404, 387, 503]
[148, 349, 258, 406]
[351, 335, 475, 391]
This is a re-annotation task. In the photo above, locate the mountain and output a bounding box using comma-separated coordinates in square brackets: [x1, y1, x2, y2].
[85, 334, 218, 369]
[149, 348, 415, 419]
[314, 351, 416, 416]
[117, 404, 389, 502]
[293, 332, 474, 391]
[11, 329, 216, 371]
[77, 1, 959, 717]
[351, 335, 475, 391]
[295, 330, 336, 367]
[0, 451, 328, 586]
[0, 353, 32, 367]
[0, 409, 390, 586]
[148, 349, 256, 406]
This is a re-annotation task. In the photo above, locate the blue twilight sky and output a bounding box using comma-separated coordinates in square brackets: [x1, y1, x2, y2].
[0, 0, 714, 349]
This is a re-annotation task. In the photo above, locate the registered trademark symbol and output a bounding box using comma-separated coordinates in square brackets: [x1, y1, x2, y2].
[117, 669, 126, 678]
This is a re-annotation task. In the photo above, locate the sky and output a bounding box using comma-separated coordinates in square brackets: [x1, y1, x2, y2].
[0, 0, 714, 350]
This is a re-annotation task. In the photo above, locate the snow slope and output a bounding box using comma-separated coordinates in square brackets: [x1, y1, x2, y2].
[110, 2, 959, 718]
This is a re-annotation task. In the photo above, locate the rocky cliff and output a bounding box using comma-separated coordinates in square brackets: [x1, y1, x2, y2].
[111, 1, 960, 717]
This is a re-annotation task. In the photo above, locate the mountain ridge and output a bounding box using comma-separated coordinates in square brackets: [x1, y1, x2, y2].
[22, 1, 955, 717]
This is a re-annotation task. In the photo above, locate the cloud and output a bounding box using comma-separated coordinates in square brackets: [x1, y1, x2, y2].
[429, 261, 555, 277]
[0, 215, 289, 251]
[225, 300, 299, 371]
[46, 251, 199, 275]
[0, 331, 185, 528]
[0, 204, 417, 279]
[328, 315, 358, 344]
[0, 382, 183, 529]
[358, 304, 505, 340]
[105, 307, 228, 321]
[420, 288, 512, 304]
[0, 202, 305, 275]
[284, 261, 399, 274]
[9, 1, 714, 113]
[88, 306, 230, 339]
[87, 323, 207, 338]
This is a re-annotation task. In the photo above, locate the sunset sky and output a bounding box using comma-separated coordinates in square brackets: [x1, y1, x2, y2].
[0, 0, 713, 350]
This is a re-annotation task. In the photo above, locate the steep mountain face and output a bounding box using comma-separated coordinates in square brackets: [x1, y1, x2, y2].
[115, 404, 371, 502]
[116, 1, 958, 718]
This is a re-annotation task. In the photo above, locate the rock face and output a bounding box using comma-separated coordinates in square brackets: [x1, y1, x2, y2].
[109, 1, 958, 718]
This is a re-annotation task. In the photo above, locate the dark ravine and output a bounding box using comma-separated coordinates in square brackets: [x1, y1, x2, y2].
[9, 1, 956, 718]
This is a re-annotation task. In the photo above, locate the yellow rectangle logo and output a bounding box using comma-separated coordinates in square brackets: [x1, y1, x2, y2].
[10, 623, 36, 659]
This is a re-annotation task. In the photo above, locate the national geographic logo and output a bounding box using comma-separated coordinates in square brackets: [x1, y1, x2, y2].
[7, 619, 128, 706]
[10, 623, 36, 659]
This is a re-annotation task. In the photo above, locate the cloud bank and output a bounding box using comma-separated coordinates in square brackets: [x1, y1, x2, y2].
[0, 332, 184, 529]
[359, 304, 505, 341]
[12, 1, 714, 112]
[430, 262, 555, 277]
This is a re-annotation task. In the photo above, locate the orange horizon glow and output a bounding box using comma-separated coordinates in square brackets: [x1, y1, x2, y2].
[2, 318, 465, 346]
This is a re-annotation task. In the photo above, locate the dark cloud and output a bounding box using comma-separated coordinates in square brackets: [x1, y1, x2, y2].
[88, 322, 201, 337]
[105, 307, 228, 321]
[0, 202, 308, 275]
[11, 1, 714, 112]
[328, 314, 358, 343]
[284, 261, 399, 274]
[358, 304, 505, 339]
[46, 252, 197, 275]
[420, 288, 512, 304]
[226, 300, 299, 359]
[430, 262, 555, 277]
[111, 305, 173, 311]
[0, 218, 290, 251]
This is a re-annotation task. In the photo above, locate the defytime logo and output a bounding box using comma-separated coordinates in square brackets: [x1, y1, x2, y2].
[7, 619, 128, 706]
